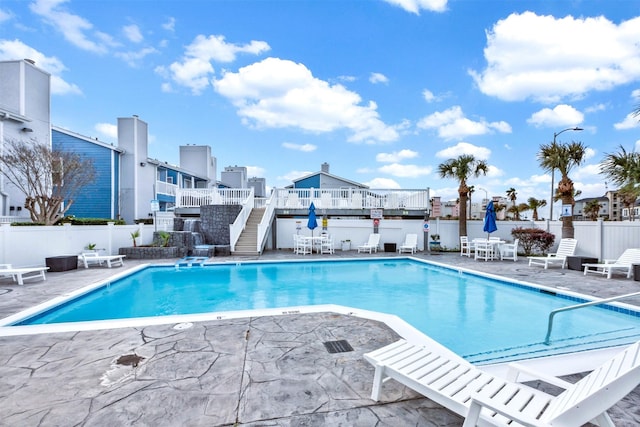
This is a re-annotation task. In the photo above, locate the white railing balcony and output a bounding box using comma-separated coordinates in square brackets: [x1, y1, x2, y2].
[274, 188, 430, 210]
[174, 187, 429, 210]
[156, 180, 178, 196]
[175, 188, 254, 208]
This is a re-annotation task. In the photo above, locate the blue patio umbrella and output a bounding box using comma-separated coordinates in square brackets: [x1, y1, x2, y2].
[307, 202, 318, 237]
[483, 200, 498, 238]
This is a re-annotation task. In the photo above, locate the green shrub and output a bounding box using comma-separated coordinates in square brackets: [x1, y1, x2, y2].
[510, 227, 555, 256]
[135, 218, 154, 225]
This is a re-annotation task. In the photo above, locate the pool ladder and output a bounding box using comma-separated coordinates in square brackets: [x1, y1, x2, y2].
[544, 291, 640, 344]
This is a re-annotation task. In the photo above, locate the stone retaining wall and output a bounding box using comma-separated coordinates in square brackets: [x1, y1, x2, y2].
[118, 246, 183, 259]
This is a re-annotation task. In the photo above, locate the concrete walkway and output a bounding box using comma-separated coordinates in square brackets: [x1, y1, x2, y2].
[1, 251, 639, 426]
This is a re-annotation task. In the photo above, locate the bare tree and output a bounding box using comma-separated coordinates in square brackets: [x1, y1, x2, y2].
[0, 138, 95, 224]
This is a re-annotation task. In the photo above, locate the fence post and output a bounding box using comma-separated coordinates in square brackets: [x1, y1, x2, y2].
[107, 222, 115, 255]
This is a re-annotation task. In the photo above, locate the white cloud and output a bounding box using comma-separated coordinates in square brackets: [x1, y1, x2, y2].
[378, 163, 432, 178]
[470, 12, 640, 102]
[0, 8, 12, 23]
[614, 113, 640, 130]
[364, 177, 401, 189]
[338, 75, 356, 82]
[95, 122, 117, 139]
[29, 0, 117, 54]
[435, 142, 491, 161]
[162, 17, 176, 32]
[527, 104, 584, 127]
[382, 0, 448, 14]
[246, 166, 265, 177]
[282, 142, 317, 152]
[584, 147, 596, 160]
[485, 165, 504, 178]
[376, 149, 418, 163]
[123, 24, 143, 43]
[417, 106, 511, 140]
[585, 103, 607, 114]
[115, 47, 158, 67]
[214, 57, 399, 143]
[278, 170, 312, 182]
[159, 34, 270, 95]
[631, 89, 640, 100]
[369, 72, 389, 84]
[422, 89, 436, 102]
[0, 39, 82, 95]
[572, 163, 601, 180]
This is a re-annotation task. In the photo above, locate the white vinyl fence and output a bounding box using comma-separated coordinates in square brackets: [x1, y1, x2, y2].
[0, 223, 156, 267]
[2, 218, 639, 267]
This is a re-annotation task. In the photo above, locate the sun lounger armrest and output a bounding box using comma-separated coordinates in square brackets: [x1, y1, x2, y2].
[463, 393, 542, 427]
[505, 362, 573, 389]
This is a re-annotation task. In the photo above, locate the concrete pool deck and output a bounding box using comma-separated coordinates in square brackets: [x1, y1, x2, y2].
[1, 250, 639, 426]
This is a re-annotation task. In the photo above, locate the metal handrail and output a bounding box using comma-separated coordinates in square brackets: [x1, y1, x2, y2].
[544, 291, 640, 344]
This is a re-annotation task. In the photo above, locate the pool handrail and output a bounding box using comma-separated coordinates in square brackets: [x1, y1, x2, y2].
[544, 291, 640, 344]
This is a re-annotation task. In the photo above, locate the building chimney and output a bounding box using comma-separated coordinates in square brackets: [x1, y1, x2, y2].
[321, 162, 329, 173]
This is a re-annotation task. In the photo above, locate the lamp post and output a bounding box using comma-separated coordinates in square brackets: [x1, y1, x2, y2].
[549, 127, 583, 222]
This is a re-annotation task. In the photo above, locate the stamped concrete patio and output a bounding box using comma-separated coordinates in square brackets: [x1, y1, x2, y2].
[1, 250, 639, 426]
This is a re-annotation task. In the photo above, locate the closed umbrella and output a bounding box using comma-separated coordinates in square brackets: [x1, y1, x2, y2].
[307, 202, 318, 237]
[483, 200, 498, 238]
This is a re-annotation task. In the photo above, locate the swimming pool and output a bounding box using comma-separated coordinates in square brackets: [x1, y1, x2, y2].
[5, 258, 640, 364]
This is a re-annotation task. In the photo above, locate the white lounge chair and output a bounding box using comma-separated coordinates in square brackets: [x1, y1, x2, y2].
[460, 236, 474, 257]
[80, 252, 125, 268]
[0, 264, 48, 285]
[365, 339, 640, 427]
[583, 248, 640, 279]
[527, 238, 577, 269]
[358, 234, 381, 253]
[398, 234, 418, 254]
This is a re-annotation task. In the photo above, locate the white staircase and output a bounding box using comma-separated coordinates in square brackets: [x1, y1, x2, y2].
[232, 208, 265, 256]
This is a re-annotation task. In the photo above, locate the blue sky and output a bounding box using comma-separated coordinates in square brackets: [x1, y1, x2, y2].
[1, 0, 639, 218]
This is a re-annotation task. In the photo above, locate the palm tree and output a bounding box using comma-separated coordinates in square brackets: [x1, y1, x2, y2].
[538, 140, 587, 238]
[507, 203, 529, 220]
[506, 188, 517, 210]
[467, 185, 475, 219]
[600, 145, 640, 221]
[438, 155, 489, 237]
[526, 197, 547, 221]
[493, 202, 507, 219]
[583, 199, 602, 221]
[618, 183, 640, 221]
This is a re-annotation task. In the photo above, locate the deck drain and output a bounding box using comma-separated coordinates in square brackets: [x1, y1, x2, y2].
[323, 340, 354, 354]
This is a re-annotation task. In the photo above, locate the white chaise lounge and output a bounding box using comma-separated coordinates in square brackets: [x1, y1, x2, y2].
[0, 264, 48, 285]
[364, 339, 640, 427]
[583, 248, 640, 279]
[398, 233, 418, 254]
[358, 234, 380, 253]
[80, 252, 126, 268]
[527, 238, 577, 269]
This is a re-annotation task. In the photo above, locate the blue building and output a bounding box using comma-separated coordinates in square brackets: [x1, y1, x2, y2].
[52, 127, 122, 219]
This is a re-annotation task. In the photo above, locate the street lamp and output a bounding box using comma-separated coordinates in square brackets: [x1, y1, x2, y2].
[478, 187, 489, 206]
[549, 127, 583, 221]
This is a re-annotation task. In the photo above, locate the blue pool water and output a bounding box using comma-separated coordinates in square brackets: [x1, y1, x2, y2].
[13, 259, 640, 363]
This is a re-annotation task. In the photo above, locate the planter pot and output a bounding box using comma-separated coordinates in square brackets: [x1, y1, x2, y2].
[341, 241, 351, 251]
[429, 241, 442, 252]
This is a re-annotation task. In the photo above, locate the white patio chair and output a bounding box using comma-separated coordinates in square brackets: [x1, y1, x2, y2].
[500, 238, 519, 262]
[460, 236, 474, 257]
